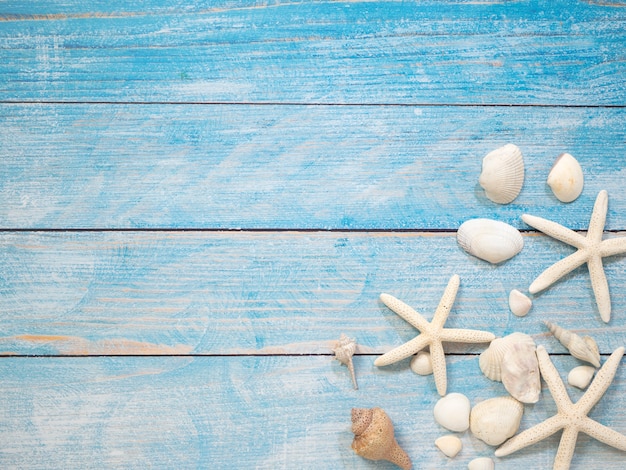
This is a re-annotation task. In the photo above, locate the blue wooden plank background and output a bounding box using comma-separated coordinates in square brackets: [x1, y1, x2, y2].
[1, 1, 625, 468]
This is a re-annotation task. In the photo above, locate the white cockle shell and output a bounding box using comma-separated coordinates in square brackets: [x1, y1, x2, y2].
[435, 434, 462, 458]
[433, 393, 471, 432]
[547, 153, 584, 203]
[479, 143, 524, 204]
[479, 332, 535, 382]
[508, 289, 532, 317]
[544, 320, 601, 368]
[501, 340, 541, 403]
[410, 350, 433, 375]
[468, 457, 495, 470]
[568, 365, 595, 390]
[457, 218, 524, 264]
[470, 396, 524, 446]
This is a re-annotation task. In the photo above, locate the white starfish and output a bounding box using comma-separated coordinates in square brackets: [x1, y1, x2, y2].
[523, 190, 626, 322]
[374, 274, 495, 396]
[496, 345, 626, 470]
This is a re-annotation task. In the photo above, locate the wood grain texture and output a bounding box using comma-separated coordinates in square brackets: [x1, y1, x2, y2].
[0, 355, 625, 469]
[0, 1, 625, 104]
[2, 231, 625, 356]
[1, 104, 624, 229]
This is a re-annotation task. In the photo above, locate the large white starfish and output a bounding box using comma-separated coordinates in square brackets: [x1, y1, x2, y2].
[523, 190, 626, 323]
[496, 345, 626, 470]
[374, 274, 495, 396]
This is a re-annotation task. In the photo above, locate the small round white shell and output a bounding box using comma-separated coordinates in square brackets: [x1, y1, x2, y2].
[410, 351, 433, 375]
[433, 393, 471, 432]
[468, 457, 495, 470]
[568, 365, 595, 390]
[435, 434, 462, 458]
[508, 289, 532, 317]
[457, 218, 524, 264]
[470, 396, 524, 446]
[547, 153, 584, 203]
[479, 143, 524, 204]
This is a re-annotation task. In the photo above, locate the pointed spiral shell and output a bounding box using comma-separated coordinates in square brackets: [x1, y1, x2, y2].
[544, 321, 600, 367]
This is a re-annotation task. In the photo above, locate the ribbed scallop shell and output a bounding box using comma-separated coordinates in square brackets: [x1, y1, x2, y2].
[470, 396, 524, 446]
[547, 153, 584, 203]
[479, 144, 525, 204]
[479, 332, 535, 382]
[457, 218, 524, 264]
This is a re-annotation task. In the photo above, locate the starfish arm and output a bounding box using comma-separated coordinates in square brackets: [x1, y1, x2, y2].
[374, 334, 431, 367]
[522, 214, 587, 248]
[429, 339, 447, 396]
[536, 346, 573, 414]
[578, 346, 625, 415]
[431, 274, 460, 330]
[380, 293, 431, 332]
[553, 426, 579, 470]
[495, 415, 564, 457]
[587, 190, 609, 242]
[528, 250, 588, 294]
[441, 328, 495, 344]
[600, 237, 626, 257]
[587, 254, 611, 322]
[580, 417, 626, 452]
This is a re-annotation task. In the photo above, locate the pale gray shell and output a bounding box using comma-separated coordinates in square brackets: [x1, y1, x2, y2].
[501, 341, 541, 403]
[568, 365, 595, 390]
[470, 396, 524, 446]
[410, 350, 433, 375]
[479, 144, 525, 204]
[479, 332, 535, 382]
[544, 321, 600, 368]
[333, 333, 358, 389]
[547, 153, 584, 203]
[508, 289, 532, 317]
[457, 218, 524, 264]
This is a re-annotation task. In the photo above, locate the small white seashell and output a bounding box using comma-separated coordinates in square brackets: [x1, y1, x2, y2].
[468, 457, 495, 470]
[479, 143, 524, 204]
[410, 350, 433, 375]
[508, 289, 532, 317]
[435, 434, 462, 458]
[479, 332, 535, 382]
[332, 334, 358, 389]
[457, 218, 524, 264]
[433, 392, 471, 432]
[547, 153, 584, 203]
[568, 365, 595, 390]
[501, 341, 540, 403]
[470, 396, 524, 446]
[544, 321, 601, 368]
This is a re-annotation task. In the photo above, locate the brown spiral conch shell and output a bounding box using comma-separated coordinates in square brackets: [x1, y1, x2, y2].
[351, 407, 412, 470]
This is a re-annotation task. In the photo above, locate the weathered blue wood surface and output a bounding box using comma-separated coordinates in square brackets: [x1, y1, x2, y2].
[1, 1, 625, 468]
[0, 1, 625, 105]
[0, 104, 624, 229]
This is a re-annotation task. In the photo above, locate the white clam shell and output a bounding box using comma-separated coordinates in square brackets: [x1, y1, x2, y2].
[433, 393, 471, 432]
[435, 434, 462, 458]
[547, 153, 584, 203]
[501, 341, 541, 403]
[479, 332, 535, 382]
[457, 218, 524, 264]
[470, 396, 524, 446]
[468, 457, 495, 470]
[410, 351, 433, 375]
[508, 289, 532, 317]
[568, 365, 595, 390]
[479, 143, 524, 204]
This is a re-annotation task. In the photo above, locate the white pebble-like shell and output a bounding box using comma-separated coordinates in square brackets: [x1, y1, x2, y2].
[410, 351, 433, 375]
[468, 457, 495, 470]
[435, 434, 462, 458]
[479, 144, 524, 204]
[508, 289, 532, 317]
[547, 153, 584, 203]
[433, 393, 471, 432]
[501, 341, 541, 404]
[568, 365, 595, 390]
[479, 332, 535, 382]
[457, 218, 524, 264]
[470, 396, 524, 446]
